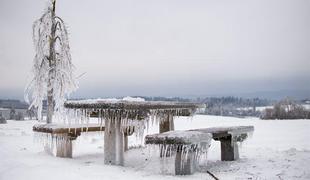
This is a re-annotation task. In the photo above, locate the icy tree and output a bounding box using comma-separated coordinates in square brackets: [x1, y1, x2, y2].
[25, 0, 77, 123]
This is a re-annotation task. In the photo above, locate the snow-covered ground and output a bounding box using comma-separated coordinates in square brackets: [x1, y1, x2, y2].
[0, 115, 310, 180]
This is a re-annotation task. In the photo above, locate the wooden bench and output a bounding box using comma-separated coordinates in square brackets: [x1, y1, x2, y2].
[145, 126, 254, 175]
[33, 123, 132, 158]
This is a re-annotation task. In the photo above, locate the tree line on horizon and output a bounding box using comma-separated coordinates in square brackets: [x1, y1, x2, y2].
[261, 98, 310, 120]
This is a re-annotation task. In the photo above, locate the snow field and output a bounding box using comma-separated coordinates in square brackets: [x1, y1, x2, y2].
[0, 115, 310, 179]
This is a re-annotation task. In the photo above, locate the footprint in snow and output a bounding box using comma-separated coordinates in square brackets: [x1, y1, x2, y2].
[84, 161, 93, 165]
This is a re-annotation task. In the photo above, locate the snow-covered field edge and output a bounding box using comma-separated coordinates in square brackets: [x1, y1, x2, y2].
[0, 115, 310, 180]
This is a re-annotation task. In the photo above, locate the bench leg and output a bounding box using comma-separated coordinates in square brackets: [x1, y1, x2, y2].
[220, 136, 239, 161]
[104, 118, 124, 165]
[175, 149, 196, 175]
[44, 144, 53, 156]
[56, 134, 73, 158]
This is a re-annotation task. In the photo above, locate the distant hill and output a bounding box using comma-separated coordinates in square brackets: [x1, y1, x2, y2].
[181, 89, 310, 101]
[0, 99, 29, 109]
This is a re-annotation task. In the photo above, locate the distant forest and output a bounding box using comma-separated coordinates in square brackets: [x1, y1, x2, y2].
[142, 96, 271, 117]
[1, 97, 309, 119]
[198, 97, 271, 117]
[143, 96, 310, 118]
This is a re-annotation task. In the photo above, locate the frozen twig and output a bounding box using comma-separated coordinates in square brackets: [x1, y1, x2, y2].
[206, 170, 219, 180]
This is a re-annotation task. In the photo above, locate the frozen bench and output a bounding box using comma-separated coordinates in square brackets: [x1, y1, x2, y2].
[33, 123, 133, 158]
[33, 123, 105, 158]
[145, 125, 254, 175]
[145, 130, 213, 175]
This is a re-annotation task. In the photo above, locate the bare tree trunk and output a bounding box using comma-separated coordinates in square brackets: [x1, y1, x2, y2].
[46, 0, 56, 124]
[45, 0, 56, 155]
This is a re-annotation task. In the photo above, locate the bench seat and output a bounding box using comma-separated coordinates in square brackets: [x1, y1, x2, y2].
[33, 123, 105, 137]
[145, 125, 254, 175]
[33, 123, 105, 158]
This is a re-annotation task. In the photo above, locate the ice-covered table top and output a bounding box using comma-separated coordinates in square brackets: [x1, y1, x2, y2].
[64, 97, 205, 110]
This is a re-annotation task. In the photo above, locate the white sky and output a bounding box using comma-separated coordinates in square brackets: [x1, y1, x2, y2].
[0, 0, 309, 99]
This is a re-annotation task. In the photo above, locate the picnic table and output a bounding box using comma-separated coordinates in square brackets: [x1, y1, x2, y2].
[63, 99, 205, 165]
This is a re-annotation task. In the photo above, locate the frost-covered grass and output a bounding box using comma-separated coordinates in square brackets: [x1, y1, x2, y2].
[0, 115, 310, 179]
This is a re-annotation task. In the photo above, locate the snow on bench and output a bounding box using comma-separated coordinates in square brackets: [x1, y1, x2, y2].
[145, 126, 254, 175]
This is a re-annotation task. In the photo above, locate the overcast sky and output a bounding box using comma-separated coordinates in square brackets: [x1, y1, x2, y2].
[0, 0, 309, 99]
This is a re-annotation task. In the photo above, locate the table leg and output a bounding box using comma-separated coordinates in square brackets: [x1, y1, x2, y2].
[124, 134, 128, 151]
[159, 114, 174, 133]
[104, 118, 124, 165]
[159, 115, 175, 157]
